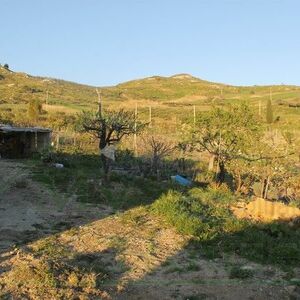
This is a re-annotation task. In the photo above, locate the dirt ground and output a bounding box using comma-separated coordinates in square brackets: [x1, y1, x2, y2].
[0, 160, 299, 299]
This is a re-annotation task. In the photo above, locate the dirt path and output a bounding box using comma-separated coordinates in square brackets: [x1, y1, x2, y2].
[0, 160, 299, 299]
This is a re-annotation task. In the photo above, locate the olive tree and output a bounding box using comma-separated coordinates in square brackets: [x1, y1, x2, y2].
[191, 104, 259, 184]
[248, 132, 296, 199]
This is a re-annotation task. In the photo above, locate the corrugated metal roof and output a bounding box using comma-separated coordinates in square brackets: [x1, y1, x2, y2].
[0, 125, 52, 133]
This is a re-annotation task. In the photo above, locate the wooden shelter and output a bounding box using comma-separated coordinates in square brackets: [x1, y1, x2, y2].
[0, 125, 51, 158]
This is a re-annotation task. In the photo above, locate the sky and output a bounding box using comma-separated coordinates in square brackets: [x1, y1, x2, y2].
[1, 0, 300, 87]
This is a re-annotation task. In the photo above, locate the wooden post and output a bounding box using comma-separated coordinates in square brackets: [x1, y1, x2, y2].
[46, 90, 49, 105]
[193, 105, 196, 130]
[149, 106, 152, 127]
[56, 133, 60, 150]
[96, 88, 102, 117]
[134, 102, 138, 156]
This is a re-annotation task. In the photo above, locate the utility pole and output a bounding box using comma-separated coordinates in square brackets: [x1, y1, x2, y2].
[96, 88, 102, 117]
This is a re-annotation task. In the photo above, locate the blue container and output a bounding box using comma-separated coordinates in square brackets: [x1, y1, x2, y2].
[171, 175, 192, 186]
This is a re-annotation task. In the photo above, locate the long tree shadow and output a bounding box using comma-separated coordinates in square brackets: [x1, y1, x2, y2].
[3, 153, 299, 299]
[0, 153, 193, 297]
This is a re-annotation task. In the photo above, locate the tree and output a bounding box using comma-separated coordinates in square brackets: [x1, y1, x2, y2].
[142, 134, 175, 175]
[28, 99, 42, 122]
[266, 98, 273, 124]
[3, 64, 9, 70]
[227, 159, 256, 195]
[191, 104, 259, 184]
[77, 108, 144, 178]
[248, 131, 296, 199]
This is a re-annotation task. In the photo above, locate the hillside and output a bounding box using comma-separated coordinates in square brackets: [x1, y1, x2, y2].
[1, 66, 300, 131]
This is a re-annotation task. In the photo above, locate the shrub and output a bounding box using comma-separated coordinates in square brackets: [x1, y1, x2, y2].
[152, 188, 237, 238]
[229, 266, 254, 279]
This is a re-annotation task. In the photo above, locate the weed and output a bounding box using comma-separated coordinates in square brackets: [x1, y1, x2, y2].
[108, 236, 127, 251]
[164, 264, 185, 274]
[229, 265, 254, 279]
[31, 236, 70, 259]
[14, 177, 29, 188]
[186, 261, 201, 272]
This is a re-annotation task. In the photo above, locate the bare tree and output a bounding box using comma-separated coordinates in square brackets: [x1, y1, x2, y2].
[77, 109, 144, 179]
[142, 135, 175, 175]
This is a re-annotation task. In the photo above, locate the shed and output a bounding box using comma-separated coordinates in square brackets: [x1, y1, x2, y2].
[0, 125, 52, 158]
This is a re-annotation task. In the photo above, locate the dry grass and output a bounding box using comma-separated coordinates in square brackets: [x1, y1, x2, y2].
[232, 197, 300, 223]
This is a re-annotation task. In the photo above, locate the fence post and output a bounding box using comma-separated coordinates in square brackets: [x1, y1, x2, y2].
[149, 106, 152, 128]
[134, 103, 138, 156]
[56, 133, 60, 150]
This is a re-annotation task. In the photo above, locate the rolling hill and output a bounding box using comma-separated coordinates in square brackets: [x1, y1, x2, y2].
[1, 66, 300, 131]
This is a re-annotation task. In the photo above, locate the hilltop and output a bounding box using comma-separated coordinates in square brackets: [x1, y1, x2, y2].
[1, 66, 300, 106]
[1, 66, 300, 131]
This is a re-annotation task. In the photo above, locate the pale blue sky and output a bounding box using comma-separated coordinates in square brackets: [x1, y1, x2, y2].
[1, 0, 299, 86]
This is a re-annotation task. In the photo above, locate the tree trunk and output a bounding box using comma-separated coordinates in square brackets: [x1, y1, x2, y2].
[261, 176, 270, 199]
[208, 154, 215, 171]
[235, 172, 242, 194]
[260, 178, 265, 198]
[152, 155, 159, 175]
[99, 135, 110, 181]
[263, 176, 270, 199]
[101, 153, 110, 181]
[216, 161, 226, 184]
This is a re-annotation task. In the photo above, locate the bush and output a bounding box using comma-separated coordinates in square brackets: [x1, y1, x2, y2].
[152, 187, 300, 267]
[152, 188, 237, 238]
[229, 266, 254, 279]
[152, 190, 208, 236]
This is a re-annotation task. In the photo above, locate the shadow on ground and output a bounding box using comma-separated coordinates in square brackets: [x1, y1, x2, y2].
[1, 157, 300, 299]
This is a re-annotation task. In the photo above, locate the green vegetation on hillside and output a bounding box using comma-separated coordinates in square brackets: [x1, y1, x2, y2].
[1, 66, 300, 133]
